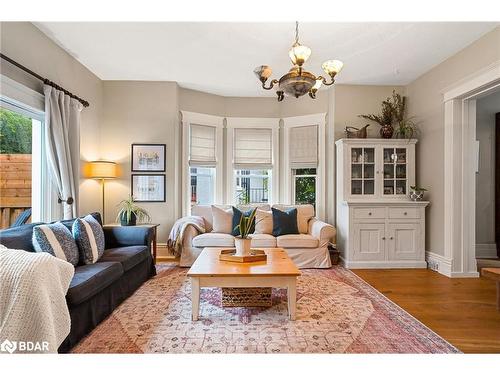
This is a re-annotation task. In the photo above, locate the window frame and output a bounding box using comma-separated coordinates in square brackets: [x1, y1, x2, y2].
[283, 113, 326, 220]
[0, 74, 56, 223]
[226, 117, 280, 205]
[181, 111, 224, 216]
[189, 166, 216, 207]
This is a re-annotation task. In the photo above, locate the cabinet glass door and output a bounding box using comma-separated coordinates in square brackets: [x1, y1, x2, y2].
[383, 147, 407, 196]
[350, 147, 375, 196]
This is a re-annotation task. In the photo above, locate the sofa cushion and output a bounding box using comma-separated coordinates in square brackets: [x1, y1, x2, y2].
[273, 204, 314, 234]
[73, 214, 105, 265]
[231, 206, 256, 236]
[249, 233, 276, 247]
[99, 245, 149, 272]
[272, 207, 299, 236]
[66, 261, 123, 306]
[32, 222, 79, 266]
[254, 209, 273, 234]
[211, 205, 233, 234]
[192, 233, 235, 248]
[277, 234, 319, 248]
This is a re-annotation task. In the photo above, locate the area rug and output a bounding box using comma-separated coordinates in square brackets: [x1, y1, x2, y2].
[72, 264, 460, 353]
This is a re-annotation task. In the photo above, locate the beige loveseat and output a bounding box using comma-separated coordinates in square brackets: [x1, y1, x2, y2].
[179, 204, 336, 269]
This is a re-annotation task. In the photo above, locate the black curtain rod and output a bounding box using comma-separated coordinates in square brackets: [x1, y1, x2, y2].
[0, 53, 90, 108]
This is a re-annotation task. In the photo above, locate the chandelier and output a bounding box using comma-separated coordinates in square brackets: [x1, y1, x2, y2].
[254, 22, 343, 101]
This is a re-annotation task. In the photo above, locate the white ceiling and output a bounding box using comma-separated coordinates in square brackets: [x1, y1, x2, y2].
[34, 22, 498, 97]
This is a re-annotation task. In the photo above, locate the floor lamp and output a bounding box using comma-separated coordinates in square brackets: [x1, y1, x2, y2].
[88, 161, 117, 224]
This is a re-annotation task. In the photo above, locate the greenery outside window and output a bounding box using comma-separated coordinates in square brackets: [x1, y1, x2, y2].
[292, 168, 317, 206]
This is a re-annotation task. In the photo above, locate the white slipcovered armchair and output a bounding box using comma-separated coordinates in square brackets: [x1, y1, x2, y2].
[179, 204, 336, 268]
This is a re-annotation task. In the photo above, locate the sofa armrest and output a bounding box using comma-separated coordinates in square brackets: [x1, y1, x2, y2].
[103, 226, 153, 249]
[308, 218, 336, 248]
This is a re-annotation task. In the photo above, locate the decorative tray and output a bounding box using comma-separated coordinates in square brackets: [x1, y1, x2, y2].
[219, 249, 267, 263]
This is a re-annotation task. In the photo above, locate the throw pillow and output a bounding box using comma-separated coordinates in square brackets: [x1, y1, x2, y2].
[32, 222, 79, 266]
[211, 205, 233, 234]
[72, 214, 105, 265]
[231, 206, 256, 236]
[272, 207, 299, 237]
[254, 209, 273, 235]
[273, 204, 314, 234]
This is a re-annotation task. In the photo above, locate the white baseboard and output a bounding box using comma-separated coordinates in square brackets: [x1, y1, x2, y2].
[343, 260, 427, 269]
[476, 243, 498, 259]
[425, 251, 452, 277]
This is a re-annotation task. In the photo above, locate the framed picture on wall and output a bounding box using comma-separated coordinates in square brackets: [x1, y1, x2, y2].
[131, 143, 166, 172]
[131, 174, 166, 202]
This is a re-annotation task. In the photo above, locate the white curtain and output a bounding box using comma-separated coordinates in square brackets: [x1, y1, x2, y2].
[44, 85, 82, 219]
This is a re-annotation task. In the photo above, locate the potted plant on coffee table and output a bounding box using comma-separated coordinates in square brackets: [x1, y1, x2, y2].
[233, 208, 257, 256]
[116, 195, 151, 226]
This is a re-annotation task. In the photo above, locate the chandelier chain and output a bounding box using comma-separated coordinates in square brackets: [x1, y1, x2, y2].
[295, 21, 299, 44]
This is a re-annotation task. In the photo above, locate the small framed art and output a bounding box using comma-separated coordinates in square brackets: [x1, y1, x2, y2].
[131, 174, 166, 202]
[131, 143, 166, 172]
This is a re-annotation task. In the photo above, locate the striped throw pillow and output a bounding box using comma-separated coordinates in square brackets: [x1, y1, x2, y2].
[32, 222, 79, 266]
[72, 214, 105, 264]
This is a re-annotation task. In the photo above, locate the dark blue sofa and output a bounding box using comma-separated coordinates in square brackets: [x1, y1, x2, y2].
[0, 212, 156, 352]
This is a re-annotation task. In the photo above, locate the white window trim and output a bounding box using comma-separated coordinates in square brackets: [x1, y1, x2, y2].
[225, 117, 280, 205]
[0, 75, 58, 223]
[283, 113, 326, 220]
[181, 111, 224, 216]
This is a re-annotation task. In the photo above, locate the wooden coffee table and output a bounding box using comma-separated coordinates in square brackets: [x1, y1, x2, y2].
[187, 247, 301, 320]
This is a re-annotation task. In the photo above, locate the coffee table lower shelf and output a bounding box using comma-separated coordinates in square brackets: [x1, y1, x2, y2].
[190, 276, 297, 320]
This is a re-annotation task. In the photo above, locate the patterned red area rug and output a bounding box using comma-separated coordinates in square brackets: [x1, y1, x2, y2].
[72, 264, 460, 353]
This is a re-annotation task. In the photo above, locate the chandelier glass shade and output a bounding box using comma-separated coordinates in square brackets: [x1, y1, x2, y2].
[254, 22, 343, 101]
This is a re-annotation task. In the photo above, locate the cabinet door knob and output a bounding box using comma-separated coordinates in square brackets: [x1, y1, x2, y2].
[404, 212, 408, 215]
[368, 212, 372, 216]
[390, 236, 394, 240]
[382, 237, 386, 240]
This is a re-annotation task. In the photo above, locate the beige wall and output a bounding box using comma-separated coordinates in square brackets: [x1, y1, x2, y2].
[0, 22, 103, 216]
[100, 81, 180, 241]
[405, 26, 500, 256]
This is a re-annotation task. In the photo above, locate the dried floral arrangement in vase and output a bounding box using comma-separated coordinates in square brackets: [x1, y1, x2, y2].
[358, 99, 395, 138]
[358, 90, 418, 139]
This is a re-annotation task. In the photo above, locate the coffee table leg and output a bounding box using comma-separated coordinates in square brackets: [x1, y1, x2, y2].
[191, 277, 200, 321]
[287, 278, 297, 320]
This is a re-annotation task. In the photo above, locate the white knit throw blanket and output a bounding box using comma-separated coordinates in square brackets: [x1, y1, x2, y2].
[167, 216, 205, 257]
[0, 246, 74, 353]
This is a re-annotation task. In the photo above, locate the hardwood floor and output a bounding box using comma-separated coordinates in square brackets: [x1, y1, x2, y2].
[352, 268, 500, 353]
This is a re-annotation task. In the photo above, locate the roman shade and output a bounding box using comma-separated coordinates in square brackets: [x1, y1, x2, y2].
[233, 128, 273, 168]
[289, 125, 318, 168]
[189, 124, 216, 166]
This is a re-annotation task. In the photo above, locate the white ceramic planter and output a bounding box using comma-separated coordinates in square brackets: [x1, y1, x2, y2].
[234, 238, 252, 256]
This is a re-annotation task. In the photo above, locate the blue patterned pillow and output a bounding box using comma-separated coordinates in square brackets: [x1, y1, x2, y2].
[32, 222, 79, 266]
[72, 214, 105, 264]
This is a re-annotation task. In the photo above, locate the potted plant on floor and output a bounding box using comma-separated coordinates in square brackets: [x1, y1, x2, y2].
[233, 208, 257, 256]
[116, 196, 151, 226]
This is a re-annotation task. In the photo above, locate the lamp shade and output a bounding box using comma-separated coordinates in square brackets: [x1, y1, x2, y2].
[88, 161, 117, 179]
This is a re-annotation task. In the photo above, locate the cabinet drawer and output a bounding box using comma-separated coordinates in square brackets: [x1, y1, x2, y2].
[353, 207, 386, 219]
[388, 207, 420, 219]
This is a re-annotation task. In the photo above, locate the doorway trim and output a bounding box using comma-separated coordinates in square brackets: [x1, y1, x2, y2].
[442, 61, 500, 278]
